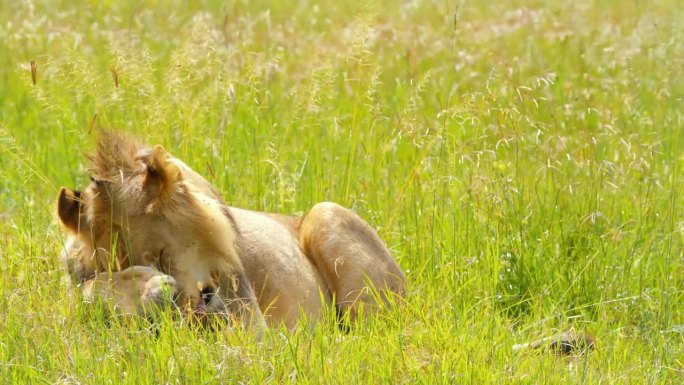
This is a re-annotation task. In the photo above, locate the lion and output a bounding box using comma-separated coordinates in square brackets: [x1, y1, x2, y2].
[56, 130, 406, 330]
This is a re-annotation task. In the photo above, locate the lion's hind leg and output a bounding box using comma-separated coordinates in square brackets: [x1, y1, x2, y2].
[299, 202, 406, 323]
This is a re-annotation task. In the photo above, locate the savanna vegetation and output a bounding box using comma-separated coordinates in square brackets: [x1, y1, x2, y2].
[1, 0, 683, 383]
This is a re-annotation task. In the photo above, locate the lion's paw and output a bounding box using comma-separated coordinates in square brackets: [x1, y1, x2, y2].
[141, 273, 178, 309]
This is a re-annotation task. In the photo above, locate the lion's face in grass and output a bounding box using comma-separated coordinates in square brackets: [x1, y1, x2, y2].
[58, 131, 242, 316]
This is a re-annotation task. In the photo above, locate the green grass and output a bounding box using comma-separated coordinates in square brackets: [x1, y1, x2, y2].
[1, 0, 683, 383]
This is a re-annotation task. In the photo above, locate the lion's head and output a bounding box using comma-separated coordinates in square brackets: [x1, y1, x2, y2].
[57, 131, 242, 314]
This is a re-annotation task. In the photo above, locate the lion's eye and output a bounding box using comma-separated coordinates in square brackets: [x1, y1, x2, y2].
[156, 248, 171, 274]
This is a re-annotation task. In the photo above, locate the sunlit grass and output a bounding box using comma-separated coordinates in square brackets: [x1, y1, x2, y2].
[1, 0, 683, 383]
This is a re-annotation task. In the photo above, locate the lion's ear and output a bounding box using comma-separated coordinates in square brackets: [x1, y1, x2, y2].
[141, 145, 183, 201]
[57, 187, 83, 232]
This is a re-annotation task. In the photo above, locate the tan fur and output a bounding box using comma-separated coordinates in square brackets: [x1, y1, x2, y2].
[57, 131, 406, 329]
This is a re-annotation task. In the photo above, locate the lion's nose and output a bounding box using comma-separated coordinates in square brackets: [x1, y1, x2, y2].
[200, 285, 216, 304]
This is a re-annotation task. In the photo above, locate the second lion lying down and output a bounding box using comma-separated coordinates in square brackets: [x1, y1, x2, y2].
[57, 131, 406, 329]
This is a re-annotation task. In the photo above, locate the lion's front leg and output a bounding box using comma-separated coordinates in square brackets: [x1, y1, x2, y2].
[79, 266, 178, 319]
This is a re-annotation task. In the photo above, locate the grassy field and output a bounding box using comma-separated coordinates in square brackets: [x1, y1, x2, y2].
[1, 0, 683, 383]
